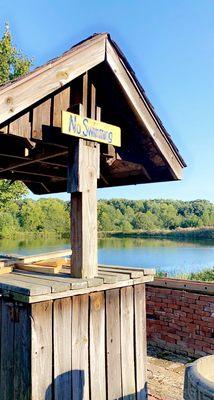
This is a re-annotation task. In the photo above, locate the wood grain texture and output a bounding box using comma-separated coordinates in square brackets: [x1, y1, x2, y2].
[106, 288, 122, 399]
[121, 286, 136, 399]
[53, 87, 70, 127]
[9, 112, 31, 138]
[89, 292, 106, 400]
[31, 301, 53, 400]
[0, 300, 14, 400]
[53, 297, 72, 400]
[10, 272, 68, 293]
[0, 35, 106, 124]
[14, 303, 31, 400]
[134, 284, 147, 400]
[72, 294, 89, 400]
[0, 274, 51, 295]
[32, 98, 51, 139]
[71, 74, 100, 279]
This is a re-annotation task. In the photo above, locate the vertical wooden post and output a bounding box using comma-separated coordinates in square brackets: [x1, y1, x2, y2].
[70, 73, 100, 279]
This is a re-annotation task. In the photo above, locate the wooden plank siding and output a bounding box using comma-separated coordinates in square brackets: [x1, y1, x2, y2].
[0, 284, 147, 399]
[0, 35, 106, 124]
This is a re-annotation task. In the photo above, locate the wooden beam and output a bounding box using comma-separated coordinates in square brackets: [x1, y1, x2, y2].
[0, 34, 106, 124]
[0, 150, 67, 174]
[6, 169, 66, 180]
[70, 73, 100, 279]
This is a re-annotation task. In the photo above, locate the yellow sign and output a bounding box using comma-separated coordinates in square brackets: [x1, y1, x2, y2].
[61, 111, 121, 147]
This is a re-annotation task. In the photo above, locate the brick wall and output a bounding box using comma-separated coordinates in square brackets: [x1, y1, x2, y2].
[146, 283, 214, 358]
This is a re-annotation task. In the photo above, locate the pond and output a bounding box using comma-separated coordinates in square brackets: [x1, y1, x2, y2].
[0, 236, 213, 276]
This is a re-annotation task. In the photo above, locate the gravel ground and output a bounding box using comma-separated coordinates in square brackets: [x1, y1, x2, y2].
[147, 345, 194, 400]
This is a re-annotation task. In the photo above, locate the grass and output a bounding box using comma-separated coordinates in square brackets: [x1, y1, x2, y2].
[99, 226, 214, 240]
[156, 268, 214, 282]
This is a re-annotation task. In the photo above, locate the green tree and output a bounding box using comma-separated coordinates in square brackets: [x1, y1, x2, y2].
[0, 23, 32, 84]
[0, 23, 32, 233]
[133, 211, 159, 230]
[0, 180, 28, 209]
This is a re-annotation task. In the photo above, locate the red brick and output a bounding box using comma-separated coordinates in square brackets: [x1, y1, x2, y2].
[199, 295, 214, 303]
[203, 336, 214, 345]
[184, 292, 200, 300]
[181, 306, 192, 313]
[168, 322, 182, 331]
[201, 316, 214, 322]
[202, 346, 214, 355]
[174, 311, 186, 318]
[179, 318, 193, 325]
[182, 324, 197, 333]
[163, 336, 176, 344]
[196, 300, 210, 307]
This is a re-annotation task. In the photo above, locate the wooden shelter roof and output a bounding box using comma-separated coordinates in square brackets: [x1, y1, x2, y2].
[0, 33, 186, 194]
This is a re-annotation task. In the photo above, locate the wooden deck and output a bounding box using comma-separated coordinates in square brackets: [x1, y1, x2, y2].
[0, 266, 154, 303]
[0, 252, 153, 399]
[0, 251, 154, 303]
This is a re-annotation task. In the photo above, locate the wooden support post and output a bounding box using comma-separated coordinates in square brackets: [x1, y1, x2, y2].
[69, 73, 100, 279]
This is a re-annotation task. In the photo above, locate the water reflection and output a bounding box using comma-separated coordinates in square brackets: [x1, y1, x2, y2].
[0, 237, 213, 276]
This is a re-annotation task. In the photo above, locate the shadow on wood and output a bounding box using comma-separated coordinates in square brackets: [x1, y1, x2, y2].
[117, 384, 147, 399]
[45, 370, 147, 400]
[45, 370, 85, 400]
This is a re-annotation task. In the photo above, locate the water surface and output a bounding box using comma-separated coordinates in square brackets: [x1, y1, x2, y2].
[0, 237, 213, 276]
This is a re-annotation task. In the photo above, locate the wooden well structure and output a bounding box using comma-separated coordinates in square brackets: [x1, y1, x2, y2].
[0, 33, 185, 399]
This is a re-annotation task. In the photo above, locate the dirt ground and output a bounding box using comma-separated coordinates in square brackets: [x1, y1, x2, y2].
[147, 345, 194, 400]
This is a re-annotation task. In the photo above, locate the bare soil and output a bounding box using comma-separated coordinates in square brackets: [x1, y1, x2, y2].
[147, 345, 194, 400]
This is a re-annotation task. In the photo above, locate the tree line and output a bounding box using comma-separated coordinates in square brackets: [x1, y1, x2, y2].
[0, 180, 213, 238]
[98, 198, 214, 232]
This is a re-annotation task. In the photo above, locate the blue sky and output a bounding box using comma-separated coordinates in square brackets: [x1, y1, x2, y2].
[0, 0, 213, 202]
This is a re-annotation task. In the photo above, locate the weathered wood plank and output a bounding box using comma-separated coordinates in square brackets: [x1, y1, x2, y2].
[0, 274, 51, 295]
[8, 249, 71, 264]
[14, 270, 87, 289]
[0, 35, 106, 124]
[134, 284, 147, 400]
[53, 87, 70, 127]
[72, 294, 89, 400]
[15, 263, 61, 274]
[14, 302, 31, 400]
[148, 278, 214, 294]
[121, 286, 136, 398]
[89, 291, 106, 399]
[54, 297, 72, 400]
[11, 275, 154, 303]
[35, 258, 70, 267]
[99, 264, 144, 278]
[106, 289, 122, 399]
[71, 73, 100, 279]
[98, 268, 131, 280]
[0, 266, 13, 274]
[91, 82, 96, 119]
[31, 301, 53, 400]
[97, 272, 119, 283]
[0, 299, 14, 400]
[32, 98, 51, 139]
[10, 272, 70, 293]
[9, 112, 31, 138]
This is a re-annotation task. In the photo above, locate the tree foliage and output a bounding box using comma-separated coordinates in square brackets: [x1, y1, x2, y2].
[0, 196, 213, 238]
[0, 23, 32, 207]
[97, 199, 214, 232]
[0, 23, 32, 85]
